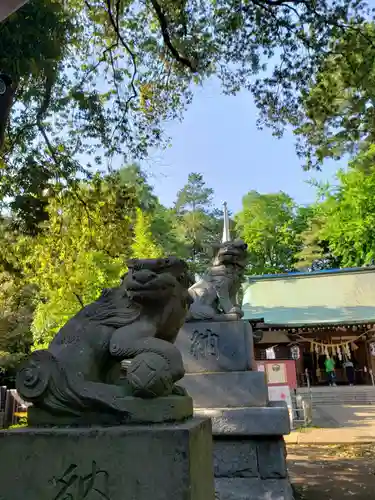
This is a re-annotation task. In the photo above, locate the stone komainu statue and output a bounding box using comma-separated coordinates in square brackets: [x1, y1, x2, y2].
[16, 257, 193, 425]
[187, 239, 248, 321]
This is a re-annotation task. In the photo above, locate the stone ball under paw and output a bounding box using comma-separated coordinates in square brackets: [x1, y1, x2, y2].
[126, 352, 173, 398]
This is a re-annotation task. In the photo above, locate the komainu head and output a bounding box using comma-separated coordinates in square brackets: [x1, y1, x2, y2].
[124, 257, 193, 305]
[212, 239, 248, 269]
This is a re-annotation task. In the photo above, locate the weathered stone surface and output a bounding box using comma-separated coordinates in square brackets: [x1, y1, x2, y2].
[213, 438, 287, 480]
[187, 240, 248, 322]
[257, 438, 287, 479]
[180, 372, 268, 408]
[0, 417, 215, 500]
[195, 406, 291, 436]
[175, 320, 254, 373]
[268, 400, 288, 409]
[213, 440, 259, 478]
[212, 437, 291, 498]
[215, 478, 294, 500]
[15, 257, 194, 425]
[28, 395, 194, 426]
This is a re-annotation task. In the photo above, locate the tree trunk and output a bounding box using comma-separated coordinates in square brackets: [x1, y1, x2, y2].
[0, 74, 16, 151]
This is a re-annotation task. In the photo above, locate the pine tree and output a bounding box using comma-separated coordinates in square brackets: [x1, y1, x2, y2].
[174, 173, 220, 275]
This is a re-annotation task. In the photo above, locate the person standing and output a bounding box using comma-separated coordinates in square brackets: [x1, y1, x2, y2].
[325, 357, 336, 387]
[343, 358, 355, 386]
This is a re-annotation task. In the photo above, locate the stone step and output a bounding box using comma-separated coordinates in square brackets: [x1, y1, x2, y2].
[215, 478, 294, 500]
[295, 395, 375, 398]
[293, 391, 375, 405]
[298, 387, 375, 393]
[310, 401, 375, 406]
[297, 394, 375, 399]
[297, 400, 375, 406]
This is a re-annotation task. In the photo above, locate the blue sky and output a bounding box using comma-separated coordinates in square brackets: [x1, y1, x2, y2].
[141, 77, 344, 213]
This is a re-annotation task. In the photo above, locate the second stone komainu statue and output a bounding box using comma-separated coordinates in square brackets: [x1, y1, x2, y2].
[187, 239, 248, 321]
[16, 257, 194, 426]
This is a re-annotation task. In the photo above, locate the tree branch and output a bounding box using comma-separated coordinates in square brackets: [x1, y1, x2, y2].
[149, 0, 197, 72]
[263, 0, 308, 5]
[73, 292, 84, 309]
[248, 0, 308, 9]
[105, 0, 137, 107]
[0, 75, 17, 152]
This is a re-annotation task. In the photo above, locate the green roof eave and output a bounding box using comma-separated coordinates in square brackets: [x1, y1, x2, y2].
[244, 266, 375, 283]
[242, 267, 375, 326]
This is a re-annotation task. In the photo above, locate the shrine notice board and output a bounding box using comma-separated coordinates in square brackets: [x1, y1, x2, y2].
[256, 360, 297, 389]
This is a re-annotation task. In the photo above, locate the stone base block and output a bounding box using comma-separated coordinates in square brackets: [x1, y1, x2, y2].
[27, 395, 194, 426]
[175, 320, 254, 373]
[214, 438, 287, 479]
[180, 371, 268, 408]
[215, 478, 294, 499]
[195, 405, 290, 436]
[0, 418, 215, 500]
[211, 413, 293, 499]
[258, 438, 287, 479]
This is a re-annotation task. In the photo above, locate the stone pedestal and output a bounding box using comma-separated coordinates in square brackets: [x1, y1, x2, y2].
[27, 395, 194, 427]
[195, 403, 291, 436]
[0, 417, 215, 500]
[175, 320, 261, 406]
[204, 405, 294, 500]
[175, 320, 255, 373]
[181, 371, 268, 408]
[176, 320, 294, 499]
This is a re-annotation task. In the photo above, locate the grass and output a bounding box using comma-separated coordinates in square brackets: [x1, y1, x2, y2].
[293, 484, 308, 500]
[287, 442, 375, 458]
[8, 423, 28, 429]
[295, 425, 321, 433]
[8, 416, 28, 429]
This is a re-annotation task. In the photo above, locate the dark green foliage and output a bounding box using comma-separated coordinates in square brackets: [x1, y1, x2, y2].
[293, 22, 375, 169]
[235, 191, 306, 274]
[1, 0, 371, 204]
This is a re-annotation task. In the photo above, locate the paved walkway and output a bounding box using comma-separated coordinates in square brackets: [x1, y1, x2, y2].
[285, 405, 375, 443]
[287, 444, 375, 500]
[286, 403, 375, 498]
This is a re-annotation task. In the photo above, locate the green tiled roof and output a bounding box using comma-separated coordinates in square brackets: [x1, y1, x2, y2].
[242, 267, 375, 326]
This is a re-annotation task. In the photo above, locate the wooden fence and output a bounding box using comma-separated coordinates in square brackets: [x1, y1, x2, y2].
[0, 386, 28, 428]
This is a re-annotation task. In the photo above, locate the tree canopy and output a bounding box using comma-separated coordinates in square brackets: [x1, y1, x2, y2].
[293, 22, 375, 169]
[316, 145, 375, 268]
[1, 0, 373, 200]
[235, 190, 306, 274]
[20, 173, 137, 346]
[0, 167, 220, 356]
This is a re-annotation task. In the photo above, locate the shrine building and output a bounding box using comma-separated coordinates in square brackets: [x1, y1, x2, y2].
[242, 266, 375, 386]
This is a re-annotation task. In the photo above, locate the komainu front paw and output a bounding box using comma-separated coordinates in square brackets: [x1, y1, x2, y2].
[229, 306, 243, 317]
[172, 384, 188, 396]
